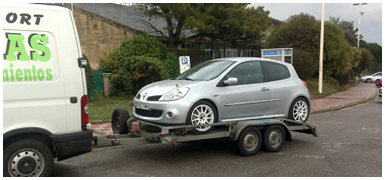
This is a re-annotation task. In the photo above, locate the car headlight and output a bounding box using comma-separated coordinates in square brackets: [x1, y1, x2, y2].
[159, 87, 190, 101]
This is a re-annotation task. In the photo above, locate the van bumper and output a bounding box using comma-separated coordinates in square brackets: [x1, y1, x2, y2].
[50, 130, 92, 161]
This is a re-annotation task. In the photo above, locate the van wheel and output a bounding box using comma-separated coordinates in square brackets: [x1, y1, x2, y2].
[263, 125, 285, 152]
[4, 139, 54, 177]
[237, 127, 262, 156]
[112, 108, 130, 134]
[186, 100, 218, 134]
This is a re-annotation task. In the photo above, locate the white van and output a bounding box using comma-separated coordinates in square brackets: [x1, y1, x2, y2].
[3, 4, 92, 177]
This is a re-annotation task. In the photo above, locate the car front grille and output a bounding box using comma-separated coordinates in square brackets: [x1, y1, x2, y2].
[135, 108, 163, 118]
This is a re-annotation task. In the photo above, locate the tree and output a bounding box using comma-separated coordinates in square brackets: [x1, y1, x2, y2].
[329, 17, 357, 47]
[140, 3, 197, 53]
[188, 4, 270, 57]
[323, 22, 357, 84]
[266, 13, 320, 57]
[360, 40, 382, 73]
[352, 47, 373, 75]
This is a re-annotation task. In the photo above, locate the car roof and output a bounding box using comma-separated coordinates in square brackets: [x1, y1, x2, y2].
[209, 57, 291, 66]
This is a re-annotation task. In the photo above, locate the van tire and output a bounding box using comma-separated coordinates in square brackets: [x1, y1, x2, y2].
[111, 108, 130, 134]
[4, 139, 54, 177]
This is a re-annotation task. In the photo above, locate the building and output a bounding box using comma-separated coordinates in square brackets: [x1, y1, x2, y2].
[53, 3, 283, 69]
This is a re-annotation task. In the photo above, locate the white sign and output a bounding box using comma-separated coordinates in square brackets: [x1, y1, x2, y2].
[179, 56, 190, 74]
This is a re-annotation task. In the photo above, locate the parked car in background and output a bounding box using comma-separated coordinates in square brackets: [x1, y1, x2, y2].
[133, 58, 311, 134]
[361, 72, 382, 83]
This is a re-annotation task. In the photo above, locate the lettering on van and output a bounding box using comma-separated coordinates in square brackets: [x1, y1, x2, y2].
[6, 12, 44, 25]
[3, 33, 52, 82]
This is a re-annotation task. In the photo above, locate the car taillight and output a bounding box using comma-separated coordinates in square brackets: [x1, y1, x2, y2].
[81, 95, 89, 129]
[302, 80, 308, 89]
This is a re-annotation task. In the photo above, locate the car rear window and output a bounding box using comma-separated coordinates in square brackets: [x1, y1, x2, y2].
[263, 62, 290, 81]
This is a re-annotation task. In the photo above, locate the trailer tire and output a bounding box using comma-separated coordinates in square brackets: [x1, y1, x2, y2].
[263, 125, 285, 152]
[4, 139, 54, 177]
[237, 127, 262, 156]
[111, 108, 130, 134]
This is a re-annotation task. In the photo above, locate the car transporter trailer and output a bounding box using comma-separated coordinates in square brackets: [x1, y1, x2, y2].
[93, 108, 317, 156]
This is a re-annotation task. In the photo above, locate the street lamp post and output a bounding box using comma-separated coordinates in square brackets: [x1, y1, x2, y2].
[353, 3, 367, 47]
[319, 3, 325, 94]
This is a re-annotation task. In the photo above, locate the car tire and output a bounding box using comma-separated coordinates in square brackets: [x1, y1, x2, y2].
[186, 100, 218, 134]
[365, 79, 369, 83]
[375, 79, 380, 85]
[4, 139, 54, 177]
[288, 97, 310, 122]
[111, 108, 130, 134]
[263, 125, 286, 152]
[237, 127, 262, 156]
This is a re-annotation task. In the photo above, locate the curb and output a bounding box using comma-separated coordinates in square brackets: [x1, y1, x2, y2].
[310, 89, 379, 115]
[90, 88, 380, 125]
[91, 120, 111, 125]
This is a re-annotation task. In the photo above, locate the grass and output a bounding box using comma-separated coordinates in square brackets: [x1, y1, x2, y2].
[306, 78, 345, 99]
[88, 94, 134, 121]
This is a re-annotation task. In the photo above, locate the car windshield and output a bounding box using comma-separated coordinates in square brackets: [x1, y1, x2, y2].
[176, 60, 235, 81]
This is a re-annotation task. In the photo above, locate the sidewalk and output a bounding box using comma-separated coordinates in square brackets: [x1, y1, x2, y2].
[311, 83, 378, 113]
[91, 83, 379, 136]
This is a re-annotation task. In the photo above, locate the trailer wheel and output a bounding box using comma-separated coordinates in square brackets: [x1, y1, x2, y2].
[237, 127, 262, 156]
[112, 108, 130, 134]
[4, 139, 54, 177]
[263, 125, 285, 152]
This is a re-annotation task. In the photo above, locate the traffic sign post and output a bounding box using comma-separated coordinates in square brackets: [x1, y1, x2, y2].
[179, 56, 191, 74]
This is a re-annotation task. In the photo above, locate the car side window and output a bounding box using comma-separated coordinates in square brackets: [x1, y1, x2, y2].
[263, 62, 290, 81]
[226, 61, 264, 85]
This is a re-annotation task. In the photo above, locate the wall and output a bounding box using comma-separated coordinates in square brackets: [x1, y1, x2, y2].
[61, 4, 138, 69]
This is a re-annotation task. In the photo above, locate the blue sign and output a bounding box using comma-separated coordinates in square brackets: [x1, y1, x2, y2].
[181, 58, 188, 65]
[263, 51, 282, 56]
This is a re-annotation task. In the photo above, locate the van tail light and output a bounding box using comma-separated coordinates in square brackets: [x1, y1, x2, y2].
[81, 95, 90, 130]
[302, 80, 308, 89]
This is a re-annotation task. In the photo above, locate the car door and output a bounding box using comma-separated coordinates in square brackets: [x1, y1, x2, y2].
[261, 61, 292, 117]
[219, 61, 272, 121]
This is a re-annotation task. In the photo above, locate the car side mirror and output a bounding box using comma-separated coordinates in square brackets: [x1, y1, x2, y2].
[224, 77, 238, 86]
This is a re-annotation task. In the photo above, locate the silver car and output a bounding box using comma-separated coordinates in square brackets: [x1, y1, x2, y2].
[133, 58, 311, 134]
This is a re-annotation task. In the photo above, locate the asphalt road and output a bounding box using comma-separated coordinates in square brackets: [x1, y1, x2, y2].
[52, 99, 382, 177]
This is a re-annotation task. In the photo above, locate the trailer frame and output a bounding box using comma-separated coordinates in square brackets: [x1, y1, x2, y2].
[93, 110, 317, 156]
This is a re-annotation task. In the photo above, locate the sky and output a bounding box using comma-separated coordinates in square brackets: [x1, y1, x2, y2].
[251, 3, 382, 46]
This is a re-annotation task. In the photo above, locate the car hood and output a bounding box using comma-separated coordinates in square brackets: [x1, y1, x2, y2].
[136, 79, 203, 98]
[362, 75, 372, 79]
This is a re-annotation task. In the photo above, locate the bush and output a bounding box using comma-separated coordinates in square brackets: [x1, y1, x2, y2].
[105, 34, 179, 95]
[293, 49, 317, 80]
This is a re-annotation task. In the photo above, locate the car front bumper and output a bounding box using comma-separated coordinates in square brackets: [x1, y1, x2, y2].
[133, 98, 192, 125]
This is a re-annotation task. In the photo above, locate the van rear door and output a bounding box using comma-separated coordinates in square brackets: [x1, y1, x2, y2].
[56, 9, 88, 132]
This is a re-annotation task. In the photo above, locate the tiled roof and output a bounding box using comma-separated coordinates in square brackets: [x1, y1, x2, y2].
[73, 3, 194, 37]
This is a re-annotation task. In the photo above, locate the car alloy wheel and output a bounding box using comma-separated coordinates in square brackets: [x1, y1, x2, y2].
[190, 104, 215, 132]
[292, 99, 309, 122]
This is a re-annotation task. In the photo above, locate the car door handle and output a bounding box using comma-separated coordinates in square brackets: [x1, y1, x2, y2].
[261, 87, 269, 92]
